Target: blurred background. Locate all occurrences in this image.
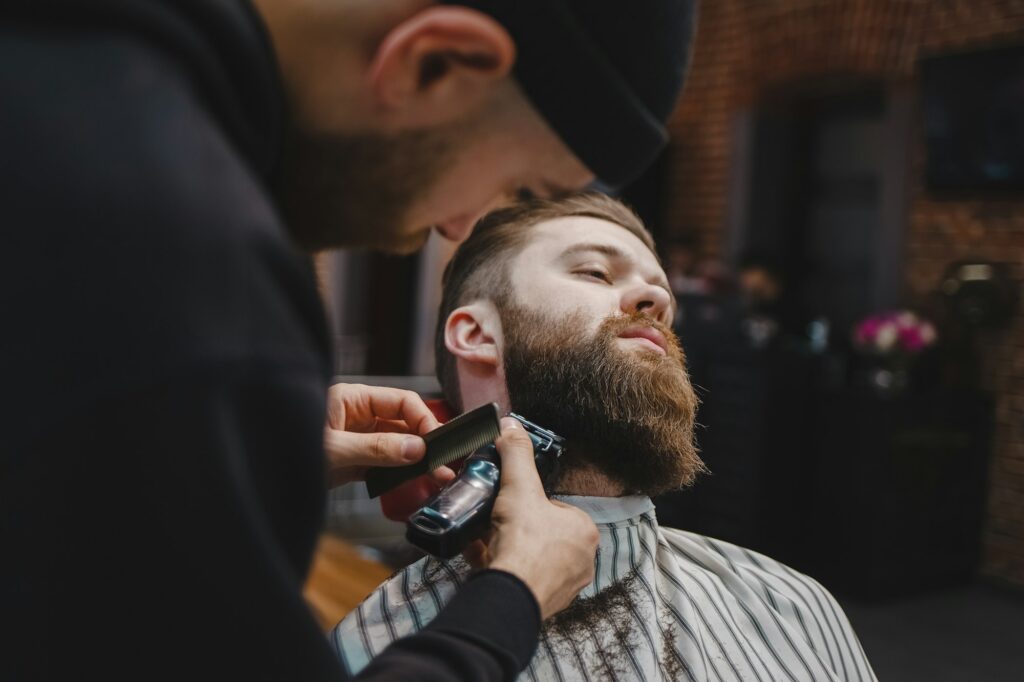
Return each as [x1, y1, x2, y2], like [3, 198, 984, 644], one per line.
[310, 3, 1024, 679]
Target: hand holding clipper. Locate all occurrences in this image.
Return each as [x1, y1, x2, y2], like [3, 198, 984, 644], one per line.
[484, 418, 599, 621]
[406, 413, 564, 559]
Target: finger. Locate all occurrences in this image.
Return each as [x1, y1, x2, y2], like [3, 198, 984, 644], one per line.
[373, 421, 454, 482]
[479, 527, 496, 546]
[428, 465, 456, 485]
[327, 384, 441, 435]
[462, 540, 490, 570]
[324, 428, 427, 470]
[493, 417, 545, 498]
[373, 419, 415, 434]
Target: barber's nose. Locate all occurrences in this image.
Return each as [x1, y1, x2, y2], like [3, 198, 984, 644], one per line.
[621, 283, 672, 324]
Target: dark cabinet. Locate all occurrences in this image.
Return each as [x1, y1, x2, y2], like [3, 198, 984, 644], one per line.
[803, 390, 993, 599]
[656, 341, 994, 599]
[656, 342, 819, 566]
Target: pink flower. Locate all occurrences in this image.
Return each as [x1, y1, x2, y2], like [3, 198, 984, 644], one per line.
[899, 325, 926, 352]
[895, 312, 918, 329]
[855, 317, 883, 346]
[875, 322, 899, 352]
[853, 310, 938, 356]
[920, 322, 937, 345]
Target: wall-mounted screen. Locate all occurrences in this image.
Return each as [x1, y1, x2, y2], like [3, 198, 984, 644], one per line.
[921, 45, 1024, 192]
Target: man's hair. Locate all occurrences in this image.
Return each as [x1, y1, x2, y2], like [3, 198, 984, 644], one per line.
[433, 192, 656, 410]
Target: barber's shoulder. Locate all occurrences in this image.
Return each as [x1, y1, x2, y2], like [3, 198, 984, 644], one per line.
[1, 25, 325, 413]
[7, 28, 282, 251]
[4, 30, 318, 357]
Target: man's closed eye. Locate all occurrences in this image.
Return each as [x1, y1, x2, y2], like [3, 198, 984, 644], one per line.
[575, 269, 613, 284]
[516, 187, 538, 201]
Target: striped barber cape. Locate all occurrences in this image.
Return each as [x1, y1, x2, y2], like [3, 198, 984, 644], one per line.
[331, 495, 876, 681]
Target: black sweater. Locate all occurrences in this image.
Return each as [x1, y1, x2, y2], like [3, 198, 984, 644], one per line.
[0, 1, 539, 679]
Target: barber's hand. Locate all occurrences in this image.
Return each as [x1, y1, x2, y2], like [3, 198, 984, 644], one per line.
[473, 417, 599, 621]
[323, 383, 454, 488]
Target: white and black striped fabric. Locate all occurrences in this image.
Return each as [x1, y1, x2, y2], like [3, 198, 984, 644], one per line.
[331, 496, 876, 681]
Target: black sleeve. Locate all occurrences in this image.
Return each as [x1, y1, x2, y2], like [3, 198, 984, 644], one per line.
[354, 571, 541, 681]
[2, 372, 343, 681]
[0, 24, 340, 680]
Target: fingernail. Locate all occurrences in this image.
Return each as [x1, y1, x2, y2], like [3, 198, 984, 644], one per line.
[500, 417, 521, 431]
[402, 437, 424, 461]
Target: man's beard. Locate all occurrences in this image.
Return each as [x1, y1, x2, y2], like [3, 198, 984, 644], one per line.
[501, 305, 704, 497]
[273, 124, 457, 253]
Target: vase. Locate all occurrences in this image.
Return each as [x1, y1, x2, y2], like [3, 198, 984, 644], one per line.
[866, 365, 910, 398]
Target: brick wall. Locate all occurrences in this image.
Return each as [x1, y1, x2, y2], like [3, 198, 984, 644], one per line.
[666, 0, 1024, 586]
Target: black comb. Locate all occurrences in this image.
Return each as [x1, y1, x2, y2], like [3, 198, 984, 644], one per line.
[364, 402, 501, 498]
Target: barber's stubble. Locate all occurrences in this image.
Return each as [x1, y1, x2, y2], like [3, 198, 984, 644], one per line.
[274, 123, 459, 253]
[501, 305, 704, 497]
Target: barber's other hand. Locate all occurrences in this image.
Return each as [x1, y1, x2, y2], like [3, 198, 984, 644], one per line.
[323, 383, 453, 488]
[483, 417, 599, 621]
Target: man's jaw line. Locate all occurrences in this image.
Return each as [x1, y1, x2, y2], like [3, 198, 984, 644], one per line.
[551, 463, 626, 498]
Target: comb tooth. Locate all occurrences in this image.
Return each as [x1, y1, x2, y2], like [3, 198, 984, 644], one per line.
[425, 423, 499, 470]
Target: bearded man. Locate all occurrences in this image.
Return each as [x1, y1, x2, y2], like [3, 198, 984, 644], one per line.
[331, 194, 876, 682]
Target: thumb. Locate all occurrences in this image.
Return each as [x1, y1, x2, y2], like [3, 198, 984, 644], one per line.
[324, 428, 426, 469]
[493, 417, 544, 498]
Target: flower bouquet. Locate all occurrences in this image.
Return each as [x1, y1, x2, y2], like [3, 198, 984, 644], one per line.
[852, 311, 937, 396]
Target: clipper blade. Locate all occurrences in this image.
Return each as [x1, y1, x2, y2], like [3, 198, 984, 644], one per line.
[365, 402, 501, 498]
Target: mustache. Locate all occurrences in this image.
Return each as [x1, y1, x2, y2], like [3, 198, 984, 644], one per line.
[598, 312, 686, 363]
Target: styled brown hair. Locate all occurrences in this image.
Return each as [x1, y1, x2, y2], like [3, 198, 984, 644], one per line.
[433, 192, 656, 410]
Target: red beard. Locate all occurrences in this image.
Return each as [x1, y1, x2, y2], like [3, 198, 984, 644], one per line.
[502, 306, 703, 496]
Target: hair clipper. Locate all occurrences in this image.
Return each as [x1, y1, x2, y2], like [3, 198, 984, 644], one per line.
[406, 413, 565, 559]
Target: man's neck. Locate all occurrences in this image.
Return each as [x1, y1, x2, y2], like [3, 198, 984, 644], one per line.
[552, 462, 626, 497]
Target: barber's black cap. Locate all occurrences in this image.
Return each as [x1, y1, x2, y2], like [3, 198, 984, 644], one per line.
[442, 0, 697, 189]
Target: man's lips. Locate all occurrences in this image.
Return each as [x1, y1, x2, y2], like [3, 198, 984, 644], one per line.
[617, 326, 668, 354]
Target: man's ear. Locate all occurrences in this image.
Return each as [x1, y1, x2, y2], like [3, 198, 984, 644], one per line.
[368, 6, 515, 127]
[445, 302, 502, 369]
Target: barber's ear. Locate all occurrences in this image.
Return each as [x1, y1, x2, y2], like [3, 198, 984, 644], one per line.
[445, 303, 502, 367]
[368, 7, 515, 127]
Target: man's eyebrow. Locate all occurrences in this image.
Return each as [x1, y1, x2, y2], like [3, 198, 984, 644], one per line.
[560, 243, 674, 291]
[559, 242, 628, 261]
[540, 181, 576, 199]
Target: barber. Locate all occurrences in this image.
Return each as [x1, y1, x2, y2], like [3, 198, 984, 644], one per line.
[1, 0, 695, 680]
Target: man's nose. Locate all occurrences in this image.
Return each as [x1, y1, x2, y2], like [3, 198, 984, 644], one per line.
[621, 283, 672, 325]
